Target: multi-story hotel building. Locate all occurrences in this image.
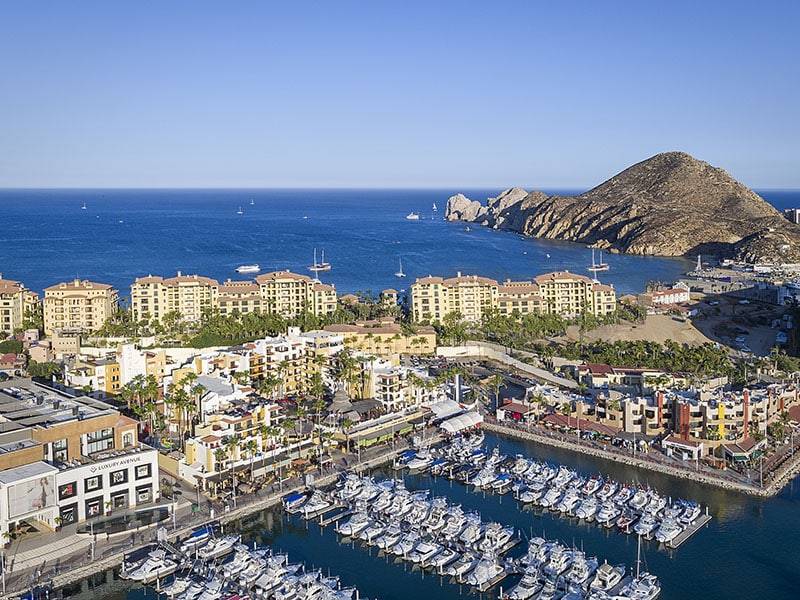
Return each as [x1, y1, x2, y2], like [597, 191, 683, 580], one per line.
[411, 273, 499, 323]
[411, 271, 617, 323]
[324, 319, 437, 356]
[218, 280, 263, 316]
[0, 274, 39, 335]
[0, 384, 159, 538]
[131, 272, 219, 323]
[533, 271, 616, 316]
[43, 279, 118, 335]
[255, 271, 337, 318]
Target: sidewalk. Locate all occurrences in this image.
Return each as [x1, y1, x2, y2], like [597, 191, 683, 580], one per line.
[0, 441, 408, 598]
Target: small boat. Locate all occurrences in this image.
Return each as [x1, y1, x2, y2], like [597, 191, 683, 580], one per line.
[432, 202, 438, 212]
[250, 199, 255, 205]
[308, 248, 332, 272]
[81, 202, 87, 210]
[464, 226, 471, 232]
[236, 264, 260, 274]
[237, 206, 244, 215]
[405, 212, 420, 220]
[587, 248, 610, 272]
[395, 258, 406, 278]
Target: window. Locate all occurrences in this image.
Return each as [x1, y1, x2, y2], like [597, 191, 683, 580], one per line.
[85, 496, 103, 517]
[136, 485, 152, 504]
[135, 464, 152, 480]
[58, 481, 77, 500]
[122, 432, 134, 447]
[59, 503, 78, 525]
[111, 491, 128, 509]
[53, 438, 68, 462]
[110, 468, 128, 486]
[84, 475, 102, 492]
[86, 428, 115, 455]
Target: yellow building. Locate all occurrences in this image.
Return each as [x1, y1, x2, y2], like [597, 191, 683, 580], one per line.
[411, 273, 499, 323]
[0, 274, 38, 335]
[131, 272, 219, 323]
[44, 279, 118, 335]
[533, 271, 616, 316]
[324, 320, 437, 356]
[219, 280, 263, 316]
[255, 271, 337, 318]
[65, 357, 121, 394]
[411, 271, 617, 323]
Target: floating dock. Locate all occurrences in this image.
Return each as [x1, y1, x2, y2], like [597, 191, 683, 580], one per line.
[667, 514, 712, 548]
[319, 508, 352, 527]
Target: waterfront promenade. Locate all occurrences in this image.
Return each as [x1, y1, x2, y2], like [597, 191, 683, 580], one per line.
[0, 440, 412, 599]
[483, 418, 800, 497]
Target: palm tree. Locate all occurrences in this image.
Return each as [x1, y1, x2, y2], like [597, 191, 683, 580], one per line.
[245, 438, 259, 481]
[223, 435, 239, 493]
[488, 374, 504, 410]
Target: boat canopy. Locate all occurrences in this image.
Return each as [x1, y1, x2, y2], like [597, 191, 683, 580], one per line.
[439, 411, 483, 434]
[283, 491, 306, 504]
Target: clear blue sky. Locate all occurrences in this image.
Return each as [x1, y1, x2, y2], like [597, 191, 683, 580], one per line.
[1, 1, 798, 189]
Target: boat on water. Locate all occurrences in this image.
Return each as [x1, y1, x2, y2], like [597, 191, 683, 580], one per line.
[395, 257, 406, 278]
[81, 202, 87, 210]
[587, 248, 610, 272]
[236, 264, 260, 274]
[406, 212, 420, 220]
[250, 198, 255, 205]
[236, 206, 244, 215]
[432, 202, 438, 212]
[308, 248, 331, 272]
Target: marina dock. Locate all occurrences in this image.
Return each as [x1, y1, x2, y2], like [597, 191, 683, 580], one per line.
[667, 513, 713, 549]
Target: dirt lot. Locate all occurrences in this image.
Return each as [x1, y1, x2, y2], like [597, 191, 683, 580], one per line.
[563, 314, 715, 346]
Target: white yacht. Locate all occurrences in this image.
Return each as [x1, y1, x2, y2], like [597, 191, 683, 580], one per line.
[589, 562, 625, 591]
[634, 513, 660, 537]
[428, 547, 459, 570]
[654, 518, 683, 544]
[543, 545, 573, 577]
[566, 552, 598, 586]
[575, 496, 600, 520]
[300, 491, 332, 518]
[237, 206, 244, 215]
[505, 567, 542, 599]
[235, 264, 260, 273]
[595, 503, 621, 525]
[620, 572, 661, 600]
[121, 551, 178, 583]
[464, 556, 504, 587]
[335, 512, 371, 537]
[395, 257, 406, 278]
[405, 212, 420, 220]
[198, 535, 239, 560]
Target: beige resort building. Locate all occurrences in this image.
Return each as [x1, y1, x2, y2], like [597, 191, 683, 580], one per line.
[0, 274, 39, 335]
[44, 279, 118, 336]
[411, 270, 616, 323]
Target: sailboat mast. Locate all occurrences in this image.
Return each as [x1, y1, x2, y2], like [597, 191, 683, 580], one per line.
[636, 533, 641, 578]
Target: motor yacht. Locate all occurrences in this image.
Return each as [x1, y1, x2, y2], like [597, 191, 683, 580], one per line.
[654, 518, 683, 544]
[300, 491, 332, 518]
[634, 513, 659, 537]
[566, 552, 598, 587]
[543, 544, 573, 577]
[335, 512, 371, 537]
[620, 572, 661, 600]
[463, 556, 505, 587]
[505, 567, 543, 599]
[595, 503, 621, 526]
[589, 562, 625, 591]
[575, 496, 600, 520]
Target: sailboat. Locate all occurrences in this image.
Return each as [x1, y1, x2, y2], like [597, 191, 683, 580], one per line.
[432, 202, 438, 212]
[250, 198, 255, 205]
[587, 249, 610, 272]
[395, 258, 406, 278]
[309, 248, 332, 272]
[81, 202, 87, 210]
[236, 206, 244, 215]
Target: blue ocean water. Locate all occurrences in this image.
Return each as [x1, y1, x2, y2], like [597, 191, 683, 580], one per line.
[0, 188, 703, 298]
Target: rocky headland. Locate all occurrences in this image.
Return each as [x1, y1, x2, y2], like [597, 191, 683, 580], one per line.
[446, 152, 800, 263]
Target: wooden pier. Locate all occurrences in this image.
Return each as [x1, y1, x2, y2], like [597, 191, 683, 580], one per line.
[478, 571, 509, 592]
[319, 508, 352, 527]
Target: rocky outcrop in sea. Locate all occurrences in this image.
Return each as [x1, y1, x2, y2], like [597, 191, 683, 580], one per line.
[445, 152, 800, 263]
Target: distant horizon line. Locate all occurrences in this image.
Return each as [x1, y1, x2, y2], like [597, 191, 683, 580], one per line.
[2, 186, 799, 192]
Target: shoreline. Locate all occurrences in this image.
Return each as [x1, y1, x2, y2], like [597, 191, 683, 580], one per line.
[0, 445, 405, 600]
[483, 421, 800, 498]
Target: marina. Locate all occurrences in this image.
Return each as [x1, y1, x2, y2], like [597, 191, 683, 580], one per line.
[282, 473, 660, 598]
[393, 436, 710, 550]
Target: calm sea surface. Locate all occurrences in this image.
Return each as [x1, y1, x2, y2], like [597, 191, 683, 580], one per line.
[4, 189, 800, 599]
[0, 188, 704, 297]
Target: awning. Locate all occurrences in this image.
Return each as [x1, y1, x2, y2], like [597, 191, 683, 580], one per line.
[439, 411, 483, 434]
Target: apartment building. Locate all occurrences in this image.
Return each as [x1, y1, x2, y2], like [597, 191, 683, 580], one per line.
[324, 319, 437, 356]
[43, 279, 118, 335]
[0, 385, 159, 538]
[131, 273, 219, 323]
[411, 273, 499, 323]
[411, 271, 617, 323]
[533, 271, 616, 317]
[218, 280, 263, 316]
[0, 275, 39, 335]
[65, 357, 122, 395]
[255, 271, 337, 318]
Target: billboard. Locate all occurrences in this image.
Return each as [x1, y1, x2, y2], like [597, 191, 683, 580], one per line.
[7, 475, 56, 518]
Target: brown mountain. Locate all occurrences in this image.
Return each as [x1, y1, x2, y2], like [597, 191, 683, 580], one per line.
[446, 152, 800, 263]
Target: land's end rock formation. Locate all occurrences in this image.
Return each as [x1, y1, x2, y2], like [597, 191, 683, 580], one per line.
[446, 152, 800, 263]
